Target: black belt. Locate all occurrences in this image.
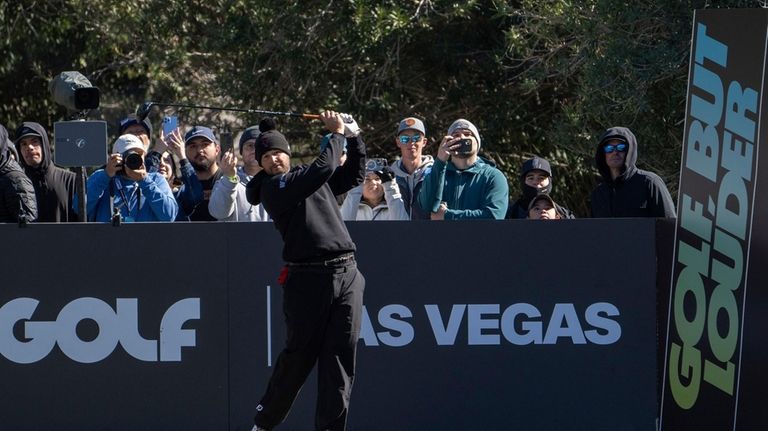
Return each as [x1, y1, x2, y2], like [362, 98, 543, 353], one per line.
[287, 252, 355, 267]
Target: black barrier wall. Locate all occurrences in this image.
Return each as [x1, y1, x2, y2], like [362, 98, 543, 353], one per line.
[0, 220, 660, 431]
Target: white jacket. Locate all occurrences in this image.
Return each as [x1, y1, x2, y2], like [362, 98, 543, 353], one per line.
[208, 169, 269, 222]
[340, 180, 409, 221]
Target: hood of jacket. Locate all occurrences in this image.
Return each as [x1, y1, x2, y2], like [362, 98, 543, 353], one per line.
[390, 155, 434, 178]
[0, 125, 11, 171]
[594, 126, 638, 183]
[14, 122, 52, 175]
[446, 155, 496, 174]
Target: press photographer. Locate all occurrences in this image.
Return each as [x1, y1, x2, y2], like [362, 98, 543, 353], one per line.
[85, 134, 178, 222]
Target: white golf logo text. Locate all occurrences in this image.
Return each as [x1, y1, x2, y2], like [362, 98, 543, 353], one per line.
[361, 302, 621, 347]
[0, 297, 200, 364]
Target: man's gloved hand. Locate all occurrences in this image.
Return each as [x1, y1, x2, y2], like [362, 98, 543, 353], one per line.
[374, 166, 394, 183]
[340, 113, 361, 138]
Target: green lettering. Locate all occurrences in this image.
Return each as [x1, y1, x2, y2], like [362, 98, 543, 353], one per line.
[704, 359, 735, 395]
[674, 261, 707, 346]
[669, 342, 702, 409]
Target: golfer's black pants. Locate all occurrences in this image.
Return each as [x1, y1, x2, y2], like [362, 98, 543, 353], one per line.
[254, 259, 365, 431]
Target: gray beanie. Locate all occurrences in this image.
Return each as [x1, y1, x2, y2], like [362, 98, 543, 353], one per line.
[447, 118, 481, 148]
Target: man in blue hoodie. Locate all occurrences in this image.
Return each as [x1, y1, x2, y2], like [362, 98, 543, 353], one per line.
[590, 126, 676, 218]
[420, 118, 508, 220]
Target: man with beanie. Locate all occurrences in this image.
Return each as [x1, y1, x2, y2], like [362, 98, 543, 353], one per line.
[419, 118, 508, 220]
[0, 124, 37, 223]
[506, 156, 573, 219]
[183, 125, 222, 221]
[389, 116, 433, 219]
[237, 125, 264, 181]
[209, 125, 269, 221]
[14, 122, 78, 222]
[591, 126, 675, 218]
[86, 134, 177, 222]
[246, 111, 366, 431]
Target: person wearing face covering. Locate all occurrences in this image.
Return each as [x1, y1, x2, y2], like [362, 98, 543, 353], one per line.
[13, 122, 78, 222]
[0, 124, 37, 223]
[505, 156, 574, 219]
[591, 127, 676, 218]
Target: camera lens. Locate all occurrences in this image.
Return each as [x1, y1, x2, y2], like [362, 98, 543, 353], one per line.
[123, 151, 143, 170]
[365, 160, 377, 171]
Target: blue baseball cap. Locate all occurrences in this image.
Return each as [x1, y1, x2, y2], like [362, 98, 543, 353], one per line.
[119, 115, 153, 137]
[184, 126, 217, 145]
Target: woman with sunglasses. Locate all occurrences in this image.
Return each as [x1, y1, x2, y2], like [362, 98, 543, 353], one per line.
[590, 126, 676, 218]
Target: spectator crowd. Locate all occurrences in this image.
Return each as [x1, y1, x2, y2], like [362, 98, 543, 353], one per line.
[0, 113, 677, 224]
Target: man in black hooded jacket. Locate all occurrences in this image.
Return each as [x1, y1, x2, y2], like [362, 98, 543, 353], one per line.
[14, 122, 77, 222]
[590, 126, 676, 218]
[245, 111, 365, 431]
[0, 124, 37, 223]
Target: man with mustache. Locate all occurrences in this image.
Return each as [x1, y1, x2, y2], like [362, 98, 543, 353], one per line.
[14, 122, 77, 222]
[183, 126, 221, 221]
[246, 111, 366, 431]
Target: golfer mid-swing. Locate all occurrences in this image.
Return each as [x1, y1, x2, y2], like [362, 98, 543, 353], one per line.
[246, 111, 366, 431]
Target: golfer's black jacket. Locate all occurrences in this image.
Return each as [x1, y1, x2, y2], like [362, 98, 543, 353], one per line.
[246, 133, 365, 263]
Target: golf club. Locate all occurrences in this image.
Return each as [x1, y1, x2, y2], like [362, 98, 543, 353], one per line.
[135, 101, 321, 122]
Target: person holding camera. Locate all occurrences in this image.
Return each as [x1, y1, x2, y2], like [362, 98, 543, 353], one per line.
[340, 158, 408, 221]
[181, 126, 224, 221]
[208, 125, 269, 222]
[12, 122, 78, 222]
[0, 124, 37, 223]
[152, 127, 204, 221]
[419, 118, 508, 220]
[85, 134, 177, 222]
[245, 112, 365, 431]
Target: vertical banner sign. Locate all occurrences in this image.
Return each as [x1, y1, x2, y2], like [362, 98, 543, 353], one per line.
[660, 9, 765, 431]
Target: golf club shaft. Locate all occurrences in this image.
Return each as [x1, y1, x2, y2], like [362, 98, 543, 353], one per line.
[141, 102, 320, 119]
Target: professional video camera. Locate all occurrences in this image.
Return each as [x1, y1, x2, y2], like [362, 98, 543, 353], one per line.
[50, 71, 107, 168]
[50, 71, 109, 222]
